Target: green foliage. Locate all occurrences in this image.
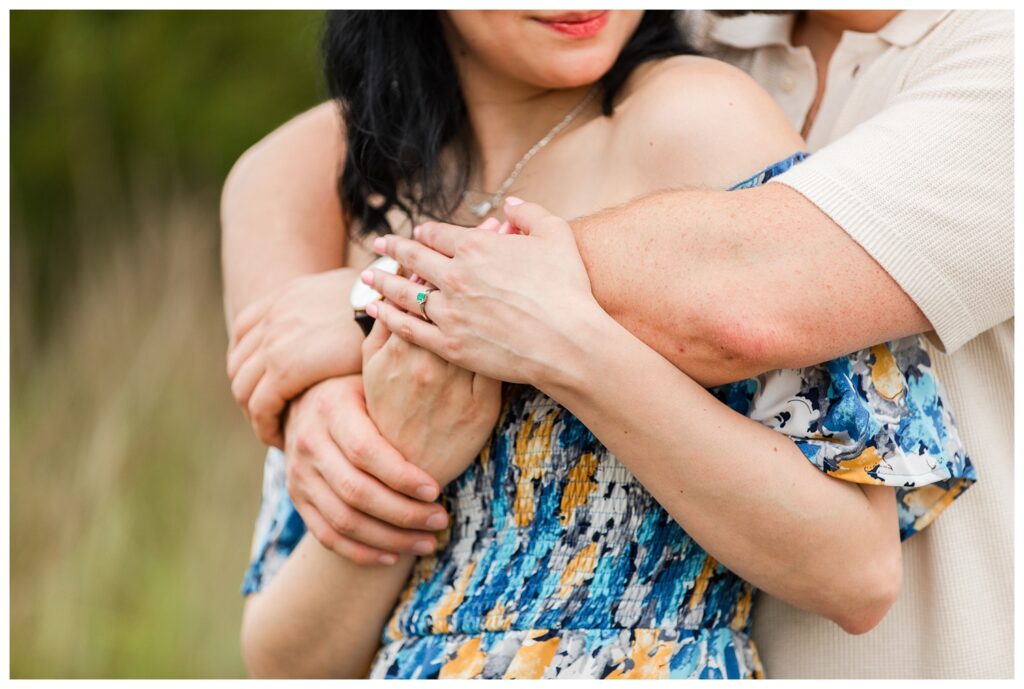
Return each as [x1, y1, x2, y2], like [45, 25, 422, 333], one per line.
[11, 10, 325, 333]
[12, 215, 267, 678]
[11, 11, 326, 677]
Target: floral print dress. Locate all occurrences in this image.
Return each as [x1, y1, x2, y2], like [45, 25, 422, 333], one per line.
[241, 153, 976, 679]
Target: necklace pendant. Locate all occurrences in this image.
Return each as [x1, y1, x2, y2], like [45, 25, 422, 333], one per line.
[470, 200, 493, 218]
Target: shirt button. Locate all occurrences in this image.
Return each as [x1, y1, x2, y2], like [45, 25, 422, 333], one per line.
[780, 71, 796, 93]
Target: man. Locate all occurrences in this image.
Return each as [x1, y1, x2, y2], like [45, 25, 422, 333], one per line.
[221, 10, 1012, 678]
[627, 11, 1013, 678]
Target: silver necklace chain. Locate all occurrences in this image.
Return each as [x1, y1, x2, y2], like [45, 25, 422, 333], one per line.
[464, 86, 599, 218]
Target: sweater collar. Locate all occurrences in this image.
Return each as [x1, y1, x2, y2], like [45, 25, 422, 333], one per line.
[876, 10, 950, 47]
[707, 10, 951, 51]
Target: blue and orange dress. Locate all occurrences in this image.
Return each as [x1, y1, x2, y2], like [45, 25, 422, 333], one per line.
[241, 154, 975, 679]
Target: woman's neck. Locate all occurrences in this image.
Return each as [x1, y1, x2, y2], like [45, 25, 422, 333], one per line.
[446, 31, 597, 192]
[466, 85, 595, 192]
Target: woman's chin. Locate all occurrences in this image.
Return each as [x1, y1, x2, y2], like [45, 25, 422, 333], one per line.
[524, 57, 618, 91]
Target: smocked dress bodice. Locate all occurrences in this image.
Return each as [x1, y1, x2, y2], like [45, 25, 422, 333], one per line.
[240, 154, 975, 679]
[370, 384, 763, 679]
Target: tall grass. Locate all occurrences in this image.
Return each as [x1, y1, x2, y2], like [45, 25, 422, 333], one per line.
[11, 196, 265, 677]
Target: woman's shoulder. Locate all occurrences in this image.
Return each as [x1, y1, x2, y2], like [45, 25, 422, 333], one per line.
[619, 54, 761, 100]
[610, 55, 806, 190]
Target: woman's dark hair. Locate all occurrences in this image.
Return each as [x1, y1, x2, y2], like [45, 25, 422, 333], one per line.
[323, 11, 694, 237]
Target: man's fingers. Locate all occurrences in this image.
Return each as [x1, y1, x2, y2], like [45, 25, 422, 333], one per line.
[295, 500, 400, 566]
[230, 294, 274, 347]
[316, 448, 448, 533]
[248, 377, 287, 449]
[367, 301, 449, 361]
[306, 477, 438, 557]
[329, 407, 442, 502]
[230, 355, 265, 413]
[374, 234, 449, 286]
[226, 322, 263, 378]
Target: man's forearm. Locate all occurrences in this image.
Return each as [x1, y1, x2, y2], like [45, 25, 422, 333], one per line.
[220, 104, 368, 445]
[221, 102, 348, 325]
[573, 183, 931, 386]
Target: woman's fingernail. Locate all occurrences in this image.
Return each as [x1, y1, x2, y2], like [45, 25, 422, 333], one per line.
[365, 302, 379, 318]
[373, 236, 387, 253]
[416, 484, 438, 501]
[413, 225, 422, 239]
[505, 196, 524, 207]
[479, 217, 500, 231]
[425, 513, 448, 531]
[378, 553, 398, 566]
[498, 221, 511, 235]
[413, 540, 436, 555]
[360, 269, 374, 286]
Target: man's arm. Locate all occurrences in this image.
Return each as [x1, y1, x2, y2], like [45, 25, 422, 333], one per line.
[220, 106, 929, 391]
[766, 11, 1013, 355]
[222, 105, 929, 388]
[576, 11, 1012, 385]
[221, 101, 351, 324]
[227, 7, 1011, 389]
[221, 104, 454, 553]
[221, 101, 383, 445]
[573, 183, 931, 387]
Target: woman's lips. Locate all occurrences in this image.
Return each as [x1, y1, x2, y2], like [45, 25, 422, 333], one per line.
[536, 11, 610, 38]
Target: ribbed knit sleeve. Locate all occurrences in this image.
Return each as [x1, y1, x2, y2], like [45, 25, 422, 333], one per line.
[771, 11, 1013, 354]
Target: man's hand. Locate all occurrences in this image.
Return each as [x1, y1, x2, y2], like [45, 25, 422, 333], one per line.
[282, 375, 450, 565]
[227, 269, 363, 448]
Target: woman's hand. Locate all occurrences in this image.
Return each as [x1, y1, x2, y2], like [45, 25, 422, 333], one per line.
[363, 198, 609, 394]
[227, 268, 363, 449]
[282, 375, 451, 564]
[362, 319, 502, 487]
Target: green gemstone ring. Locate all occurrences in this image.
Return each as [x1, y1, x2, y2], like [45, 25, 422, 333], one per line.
[417, 288, 437, 323]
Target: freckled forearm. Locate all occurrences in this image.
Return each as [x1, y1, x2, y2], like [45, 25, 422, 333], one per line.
[571, 184, 930, 385]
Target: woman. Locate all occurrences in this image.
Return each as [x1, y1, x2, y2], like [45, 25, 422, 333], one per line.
[225, 10, 973, 678]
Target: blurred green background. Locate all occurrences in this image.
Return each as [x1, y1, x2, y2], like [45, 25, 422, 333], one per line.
[11, 10, 326, 678]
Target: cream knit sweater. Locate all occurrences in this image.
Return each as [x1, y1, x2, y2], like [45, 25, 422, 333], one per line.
[701, 10, 1013, 678]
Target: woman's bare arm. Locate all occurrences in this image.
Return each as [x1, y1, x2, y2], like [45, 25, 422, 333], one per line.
[239, 325, 501, 677]
[241, 536, 414, 678]
[238, 375, 429, 678]
[360, 60, 909, 627]
[544, 308, 901, 635]
[368, 209, 902, 635]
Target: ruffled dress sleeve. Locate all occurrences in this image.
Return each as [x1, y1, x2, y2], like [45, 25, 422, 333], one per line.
[714, 153, 976, 540]
[710, 337, 975, 540]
